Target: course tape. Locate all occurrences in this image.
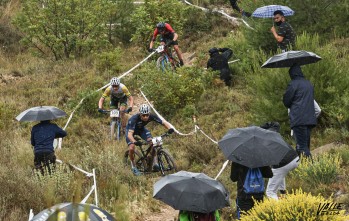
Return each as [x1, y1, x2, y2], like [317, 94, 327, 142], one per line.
[183, 0, 254, 30]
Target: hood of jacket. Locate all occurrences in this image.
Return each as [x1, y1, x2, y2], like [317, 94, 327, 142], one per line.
[289, 65, 304, 79]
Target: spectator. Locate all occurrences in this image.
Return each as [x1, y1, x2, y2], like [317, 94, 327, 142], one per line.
[270, 10, 296, 52]
[229, 0, 251, 17]
[31, 120, 67, 175]
[283, 65, 317, 158]
[260, 122, 299, 200]
[230, 162, 273, 218]
[207, 47, 233, 86]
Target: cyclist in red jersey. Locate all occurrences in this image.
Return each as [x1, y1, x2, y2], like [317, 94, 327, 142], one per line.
[148, 22, 184, 66]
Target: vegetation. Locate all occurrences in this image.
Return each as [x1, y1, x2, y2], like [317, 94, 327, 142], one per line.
[0, 0, 348, 220]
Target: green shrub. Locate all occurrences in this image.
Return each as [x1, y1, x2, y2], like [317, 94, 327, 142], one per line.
[94, 48, 124, 73]
[291, 153, 342, 186]
[241, 189, 348, 220]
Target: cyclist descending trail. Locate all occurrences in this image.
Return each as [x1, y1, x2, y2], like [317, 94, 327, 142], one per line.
[155, 44, 180, 72]
[125, 104, 174, 176]
[149, 22, 184, 67]
[98, 77, 134, 136]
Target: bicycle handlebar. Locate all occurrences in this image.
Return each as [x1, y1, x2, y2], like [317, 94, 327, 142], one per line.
[134, 132, 170, 146]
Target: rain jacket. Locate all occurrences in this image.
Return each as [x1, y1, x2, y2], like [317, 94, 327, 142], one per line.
[283, 65, 317, 128]
[31, 121, 67, 153]
[178, 210, 220, 221]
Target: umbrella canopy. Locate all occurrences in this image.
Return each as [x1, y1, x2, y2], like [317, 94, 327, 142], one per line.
[218, 126, 291, 168]
[31, 203, 115, 221]
[153, 171, 230, 213]
[261, 50, 322, 68]
[252, 5, 294, 18]
[16, 106, 67, 122]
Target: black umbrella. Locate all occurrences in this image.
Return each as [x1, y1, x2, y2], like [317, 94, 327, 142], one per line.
[16, 106, 67, 122]
[218, 126, 291, 168]
[261, 50, 322, 68]
[31, 203, 115, 221]
[153, 171, 230, 213]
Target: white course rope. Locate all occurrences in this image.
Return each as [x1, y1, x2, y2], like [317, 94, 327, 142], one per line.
[215, 160, 229, 180]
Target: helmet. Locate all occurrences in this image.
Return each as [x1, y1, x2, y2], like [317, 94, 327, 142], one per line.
[110, 77, 120, 86]
[156, 22, 166, 32]
[139, 104, 151, 114]
[208, 47, 219, 55]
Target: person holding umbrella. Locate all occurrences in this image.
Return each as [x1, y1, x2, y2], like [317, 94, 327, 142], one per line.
[207, 47, 234, 86]
[31, 120, 67, 175]
[270, 10, 296, 52]
[283, 65, 317, 158]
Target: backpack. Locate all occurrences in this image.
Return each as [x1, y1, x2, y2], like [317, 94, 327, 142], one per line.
[178, 210, 220, 221]
[243, 168, 264, 194]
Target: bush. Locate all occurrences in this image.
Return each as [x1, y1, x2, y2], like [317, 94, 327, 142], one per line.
[290, 153, 342, 186]
[241, 189, 349, 220]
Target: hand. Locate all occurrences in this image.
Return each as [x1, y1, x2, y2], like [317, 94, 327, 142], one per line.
[167, 128, 175, 134]
[126, 107, 132, 113]
[271, 26, 276, 33]
[148, 48, 154, 52]
[133, 141, 143, 146]
[98, 108, 104, 113]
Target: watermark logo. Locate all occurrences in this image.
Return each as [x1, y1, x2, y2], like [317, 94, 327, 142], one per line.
[317, 203, 345, 215]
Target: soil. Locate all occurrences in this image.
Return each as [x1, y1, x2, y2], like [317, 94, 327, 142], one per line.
[143, 205, 178, 221]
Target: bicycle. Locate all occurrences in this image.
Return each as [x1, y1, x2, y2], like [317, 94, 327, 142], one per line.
[155, 45, 180, 72]
[124, 133, 177, 176]
[101, 109, 125, 141]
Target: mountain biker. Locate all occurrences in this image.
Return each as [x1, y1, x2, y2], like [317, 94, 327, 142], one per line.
[149, 22, 184, 67]
[98, 77, 134, 131]
[126, 104, 174, 176]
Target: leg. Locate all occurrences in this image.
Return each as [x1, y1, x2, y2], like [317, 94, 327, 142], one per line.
[34, 153, 45, 176]
[46, 152, 56, 175]
[229, 0, 241, 12]
[173, 45, 184, 65]
[266, 168, 286, 200]
[293, 126, 312, 158]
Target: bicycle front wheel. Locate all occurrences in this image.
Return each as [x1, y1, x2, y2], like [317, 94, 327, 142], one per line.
[110, 120, 117, 140]
[157, 149, 177, 176]
[123, 150, 147, 173]
[116, 120, 121, 141]
[157, 56, 173, 72]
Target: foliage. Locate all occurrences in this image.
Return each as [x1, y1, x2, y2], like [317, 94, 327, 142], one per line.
[137, 65, 209, 117]
[130, 0, 188, 47]
[12, 0, 112, 60]
[241, 189, 349, 220]
[291, 153, 342, 186]
[94, 47, 124, 74]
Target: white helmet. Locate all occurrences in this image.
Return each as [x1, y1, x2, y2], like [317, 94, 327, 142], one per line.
[139, 104, 151, 114]
[110, 77, 120, 86]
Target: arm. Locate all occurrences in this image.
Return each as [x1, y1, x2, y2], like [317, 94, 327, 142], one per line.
[54, 125, 67, 138]
[127, 129, 137, 143]
[271, 26, 284, 43]
[121, 85, 133, 108]
[128, 96, 134, 109]
[283, 84, 295, 108]
[98, 97, 105, 109]
[260, 166, 273, 178]
[149, 29, 158, 49]
[220, 48, 233, 60]
[314, 100, 321, 118]
[162, 120, 173, 130]
[230, 162, 239, 182]
[172, 33, 178, 41]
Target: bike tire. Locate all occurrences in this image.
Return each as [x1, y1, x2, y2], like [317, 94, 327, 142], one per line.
[110, 120, 117, 140]
[157, 56, 173, 72]
[123, 150, 147, 173]
[116, 120, 121, 141]
[157, 149, 177, 176]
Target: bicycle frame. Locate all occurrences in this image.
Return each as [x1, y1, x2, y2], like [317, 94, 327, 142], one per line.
[104, 109, 122, 141]
[155, 45, 179, 72]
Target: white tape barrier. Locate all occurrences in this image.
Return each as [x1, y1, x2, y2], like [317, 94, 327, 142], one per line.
[183, 0, 254, 30]
[215, 160, 229, 180]
[228, 59, 240, 64]
[140, 90, 196, 136]
[57, 51, 157, 150]
[28, 209, 34, 221]
[56, 159, 98, 205]
[195, 125, 218, 144]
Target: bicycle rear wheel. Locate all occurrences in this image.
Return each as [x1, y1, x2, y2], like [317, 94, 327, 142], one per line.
[157, 149, 177, 176]
[123, 150, 147, 173]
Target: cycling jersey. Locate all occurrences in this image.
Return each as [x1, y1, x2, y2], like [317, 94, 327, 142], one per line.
[152, 23, 175, 42]
[126, 113, 163, 132]
[102, 83, 131, 99]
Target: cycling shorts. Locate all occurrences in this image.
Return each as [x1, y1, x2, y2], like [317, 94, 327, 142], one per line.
[160, 33, 178, 45]
[110, 96, 127, 108]
[126, 128, 152, 145]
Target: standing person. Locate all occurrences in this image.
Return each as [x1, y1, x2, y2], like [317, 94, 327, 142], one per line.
[98, 77, 134, 131]
[260, 122, 299, 200]
[283, 65, 317, 158]
[31, 120, 67, 175]
[270, 10, 296, 52]
[149, 22, 184, 66]
[229, 0, 251, 17]
[207, 47, 233, 86]
[126, 104, 174, 176]
[230, 162, 273, 218]
[178, 210, 220, 221]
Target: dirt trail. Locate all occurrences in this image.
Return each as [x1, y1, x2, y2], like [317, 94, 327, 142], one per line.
[143, 205, 178, 221]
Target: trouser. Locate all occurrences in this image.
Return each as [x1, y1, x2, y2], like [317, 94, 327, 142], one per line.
[266, 157, 300, 199]
[34, 152, 56, 175]
[292, 125, 312, 158]
[229, 0, 241, 12]
[236, 197, 263, 219]
[220, 68, 232, 86]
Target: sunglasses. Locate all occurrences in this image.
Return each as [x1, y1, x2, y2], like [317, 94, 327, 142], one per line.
[141, 114, 150, 117]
